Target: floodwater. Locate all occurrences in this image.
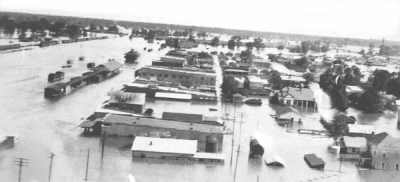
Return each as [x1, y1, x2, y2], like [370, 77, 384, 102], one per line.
[0, 37, 399, 182]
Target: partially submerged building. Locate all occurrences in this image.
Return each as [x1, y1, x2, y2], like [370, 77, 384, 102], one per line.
[102, 113, 224, 153]
[135, 66, 216, 88]
[279, 87, 317, 111]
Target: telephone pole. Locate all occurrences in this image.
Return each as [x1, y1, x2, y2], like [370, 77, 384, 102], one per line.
[48, 153, 55, 182]
[15, 157, 29, 182]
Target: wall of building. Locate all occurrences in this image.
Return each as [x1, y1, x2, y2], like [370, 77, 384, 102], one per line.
[372, 150, 400, 170]
[136, 68, 216, 87]
[103, 124, 223, 152]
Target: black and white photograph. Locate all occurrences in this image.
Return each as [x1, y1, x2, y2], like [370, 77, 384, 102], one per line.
[0, 0, 400, 181]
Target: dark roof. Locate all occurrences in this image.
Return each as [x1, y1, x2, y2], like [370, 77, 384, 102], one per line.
[162, 112, 203, 123]
[79, 120, 100, 128]
[367, 132, 389, 145]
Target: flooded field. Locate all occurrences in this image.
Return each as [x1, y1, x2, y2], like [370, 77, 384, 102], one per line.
[0, 37, 399, 182]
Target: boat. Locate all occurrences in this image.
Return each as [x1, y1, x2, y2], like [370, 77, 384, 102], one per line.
[244, 98, 262, 106]
[264, 155, 285, 167]
[304, 153, 325, 169]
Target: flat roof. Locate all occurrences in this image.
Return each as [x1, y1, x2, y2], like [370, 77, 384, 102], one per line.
[103, 114, 224, 133]
[138, 66, 216, 76]
[155, 92, 192, 100]
[131, 136, 197, 155]
[108, 92, 146, 105]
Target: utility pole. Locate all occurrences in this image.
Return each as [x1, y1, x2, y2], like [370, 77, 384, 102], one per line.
[230, 102, 237, 167]
[84, 149, 90, 182]
[48, 153, 55, 182]
[15, 157, 29, 182]
[233, 113, 244, 182]
[100, 131, 106, 167]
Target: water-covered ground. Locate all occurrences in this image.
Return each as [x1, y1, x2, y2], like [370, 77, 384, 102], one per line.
[0, 37, 399, 182]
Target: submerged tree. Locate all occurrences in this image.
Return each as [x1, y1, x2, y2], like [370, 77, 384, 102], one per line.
[124, 49, 140, 64]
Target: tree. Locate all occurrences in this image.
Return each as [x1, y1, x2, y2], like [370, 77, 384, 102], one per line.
[253, 37, 265, 50]
[66, 24, 81, 39]
[371, 70, 390, 92]
[240, 49, 253, 63]
[124, 49, 140, 64]
[303, 72, 314, 85]
[227, 38, 236, 50]
[50, 20, 66, 36]
[188, 34, 196, 42]
[210, 36, 219, 47]
[320, 114, 349, 139]
[387, 75, 400, 97]
[221, 76, 239, 99]
[269, 93, 282, 105]
[268, 71, 282, 90]
[354, 88, 384, 113]
[300, 41, 312, 54]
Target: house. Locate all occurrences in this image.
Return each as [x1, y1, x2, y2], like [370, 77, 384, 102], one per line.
[102, 114, 224, 153]
[103, 92, 146, 114]
[279, 87, 317, 111]
[339, 136, 368, 160]
[131, 136, 197, 159]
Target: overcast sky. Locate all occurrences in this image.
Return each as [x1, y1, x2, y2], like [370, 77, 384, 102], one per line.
[1, 0, 399, 40]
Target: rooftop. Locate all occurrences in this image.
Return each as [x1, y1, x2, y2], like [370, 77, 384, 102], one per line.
[343, 136, 367, 148]
[155, 92, 192, 100]
[282, 87, 315, 101]
[103, 114, 224, 133]
[348, 124, 375, 134]
[131, 136, 197, 155]
[281, 75, 306, 82]
[99, 60, 122, 72]
[108, 92, 146, 105]
[138, 66, 216, 76]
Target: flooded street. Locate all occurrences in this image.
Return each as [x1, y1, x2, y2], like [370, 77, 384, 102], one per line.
[0, 37, 399, 182]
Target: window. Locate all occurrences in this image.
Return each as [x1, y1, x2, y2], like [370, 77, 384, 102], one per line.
[382, 163, 385, 169]
[396, 164, 399, 170]
[164, 74, 168, 78]
[172, 74, 176, 78]
[383, 153, 386, 158]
